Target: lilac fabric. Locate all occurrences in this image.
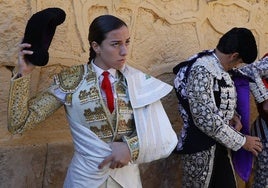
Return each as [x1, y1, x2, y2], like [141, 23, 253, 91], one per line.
[232, 76, 253, 181]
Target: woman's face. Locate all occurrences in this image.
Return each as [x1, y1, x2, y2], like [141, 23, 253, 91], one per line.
[93, 26, 130, 70]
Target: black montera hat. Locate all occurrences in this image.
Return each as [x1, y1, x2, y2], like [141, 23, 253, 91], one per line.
[217, 27, 257, 64]
[22, 7, 66, 66]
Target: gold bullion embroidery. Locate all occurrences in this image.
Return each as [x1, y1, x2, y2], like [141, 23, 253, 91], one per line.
[101, 124, 113, 138]
[8, 74, 31, 133]
[79, 87, 99, 104]
[79, 90, 88, 103]
[55, 65, 84, 92]
[65, 93, 73, 105]
[117, 99, 134, 135]
[85, 72, 96, 83]
[116, 82, 126, 95]
[89, 87, 99, 100]
[118, 99, 132, 113]
[84, 106, 107, 122]
[123, 135, 139, 161]
[90, 124, 113, 138]
[24, 92, 62, 131]
[79, 66, 136, 144]
[118, 119, 134, 135]
[115, 73, 135, 136]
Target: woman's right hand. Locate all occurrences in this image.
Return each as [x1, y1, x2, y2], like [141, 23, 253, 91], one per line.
[98, 142, 131, 169]
[242, 135, 263, 156]
[18, 43, 35, 76]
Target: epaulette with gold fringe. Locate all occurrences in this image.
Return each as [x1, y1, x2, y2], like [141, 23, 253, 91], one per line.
[54, 64, 85, 93]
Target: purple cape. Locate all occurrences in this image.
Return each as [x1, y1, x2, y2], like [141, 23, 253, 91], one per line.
[232, 76, 253, 182]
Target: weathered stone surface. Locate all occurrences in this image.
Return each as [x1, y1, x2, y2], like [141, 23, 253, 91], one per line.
[0, 144, 47, 188]
[140, 154, 182, 188]
[0, 0, 267, 187]
[42, 142, 73, 188]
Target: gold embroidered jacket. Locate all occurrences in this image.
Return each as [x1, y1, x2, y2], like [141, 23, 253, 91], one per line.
[8, 63, 139, 160]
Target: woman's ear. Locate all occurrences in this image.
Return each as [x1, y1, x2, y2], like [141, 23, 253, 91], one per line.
[91, 41, 100, 54]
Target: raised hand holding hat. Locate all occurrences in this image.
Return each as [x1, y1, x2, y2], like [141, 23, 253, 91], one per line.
[22, 7, 66, 66]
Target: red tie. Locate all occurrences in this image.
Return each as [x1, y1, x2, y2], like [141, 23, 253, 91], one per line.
[101, 71, 114, 113]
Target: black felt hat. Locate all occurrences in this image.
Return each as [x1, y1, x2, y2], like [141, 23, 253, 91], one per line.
[22, 7, 66, 66]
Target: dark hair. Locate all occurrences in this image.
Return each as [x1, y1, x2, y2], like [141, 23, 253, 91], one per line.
[88, 15, 127, 63]
[216, 27, 257, 64]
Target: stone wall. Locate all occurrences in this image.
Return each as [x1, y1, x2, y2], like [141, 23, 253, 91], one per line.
[0, 0, 267, 187]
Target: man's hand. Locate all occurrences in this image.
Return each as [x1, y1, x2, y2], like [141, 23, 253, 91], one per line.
[242, 135, 263, 156]
[229, 114, 242, 131]
[98, 142, 131, 169]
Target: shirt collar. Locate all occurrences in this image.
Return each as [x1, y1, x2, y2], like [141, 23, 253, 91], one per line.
[91, 61, 117, 79]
